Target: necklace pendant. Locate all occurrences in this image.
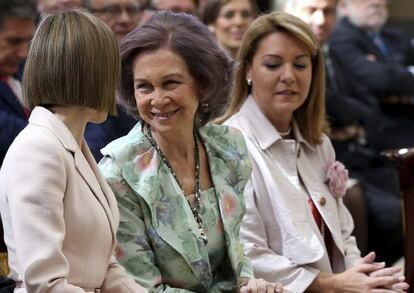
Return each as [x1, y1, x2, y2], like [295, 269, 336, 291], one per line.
[199, 228, 208, 244]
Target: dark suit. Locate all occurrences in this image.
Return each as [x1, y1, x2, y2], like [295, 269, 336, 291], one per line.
[0, 75, 27, 168]
[85, 105, 137, 162]
[325, 47, 403, 264]
[329, 18, 414, 150]
[330, 17, 414, 99]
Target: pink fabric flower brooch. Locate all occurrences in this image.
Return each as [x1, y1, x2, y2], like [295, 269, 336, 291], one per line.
[326, 161, 348, 198]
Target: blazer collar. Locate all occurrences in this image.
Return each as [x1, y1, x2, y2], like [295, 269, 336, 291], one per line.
[240, 95, 315, 151]
[111, 122, 249, 288]
[29, 106, 117, 241]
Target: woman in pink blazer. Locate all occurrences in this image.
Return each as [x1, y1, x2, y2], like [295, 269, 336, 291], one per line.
[0, 9, 146, 293]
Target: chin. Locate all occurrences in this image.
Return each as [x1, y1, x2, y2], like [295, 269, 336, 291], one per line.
[89, 112, 108, 124]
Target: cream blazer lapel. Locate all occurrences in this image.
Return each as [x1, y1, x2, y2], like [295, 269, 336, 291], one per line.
[294, 125, 345, 257]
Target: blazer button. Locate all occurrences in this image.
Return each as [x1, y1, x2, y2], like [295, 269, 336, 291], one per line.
[319, 196, 326, 206]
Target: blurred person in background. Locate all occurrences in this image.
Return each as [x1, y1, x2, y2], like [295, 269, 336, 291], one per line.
[200, 0, 257, 58]
[331, 0, 414, 125]
[0, 0, 36, 168]
[37, 0, 82, 13]
[154, 0, 198, 14]
[284, 0, 404, 266]
[83, 0, 144, 41]
[82, 0, 144, 161]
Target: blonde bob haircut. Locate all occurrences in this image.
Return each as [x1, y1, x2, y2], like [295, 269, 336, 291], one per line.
[217, 11, 328, 145]
[23, 9, 120, 115]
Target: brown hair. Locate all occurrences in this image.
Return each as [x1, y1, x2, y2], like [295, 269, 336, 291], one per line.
[23, 8, 120, 115]
[217, 11, 328, 145]
[119, 10, 233, 125]
[200, 0, 257, 25]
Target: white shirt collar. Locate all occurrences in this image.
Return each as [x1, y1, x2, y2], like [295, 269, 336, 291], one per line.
[239, 95, 315, 151]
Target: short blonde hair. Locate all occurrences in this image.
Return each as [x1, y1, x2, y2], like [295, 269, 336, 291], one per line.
[23, 8, 120, 115]
[217, 11, 328, 145]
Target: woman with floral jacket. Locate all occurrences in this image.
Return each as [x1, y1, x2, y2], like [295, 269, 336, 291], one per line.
[99, 11, 287, 293]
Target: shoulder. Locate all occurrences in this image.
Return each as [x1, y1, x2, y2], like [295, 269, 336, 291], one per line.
[101, 122, 151, 164]
[200, 123, 249, 160]
[313, 134, 335, 163]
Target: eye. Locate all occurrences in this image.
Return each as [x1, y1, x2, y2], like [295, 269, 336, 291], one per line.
[241, 10, 253, 19]
[164, 80, 180, 89]
[264, 63, 281, 70]
[135, 83, 153, 93]
[222, 10, 235, 20]
[294, 63, 308, 69]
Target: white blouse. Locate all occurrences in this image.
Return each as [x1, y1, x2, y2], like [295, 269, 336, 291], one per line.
[225, 96, 361, 293]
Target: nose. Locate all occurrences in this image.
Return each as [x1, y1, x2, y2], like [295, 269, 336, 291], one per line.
[312, 9, 326, 26]
[280, 64, 295, 84]
[118, 8, 132, 23]
[233, 12, 244, 26]
[151, 90, 171, 108]
[16, 43, 30, 60]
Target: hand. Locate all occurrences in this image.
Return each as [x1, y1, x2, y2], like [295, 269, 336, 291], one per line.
[239, 278, 284, 293]
[360, 252, 409, 292]
[332, 262, 406, 292]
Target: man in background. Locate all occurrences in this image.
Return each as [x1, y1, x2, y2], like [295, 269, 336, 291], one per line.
[37, 0, 82, 13]
[83, 0, 144, 41]
[82, 0, 143, 160]
[331, 0, 414, 121]
[0, 0, 37, 167]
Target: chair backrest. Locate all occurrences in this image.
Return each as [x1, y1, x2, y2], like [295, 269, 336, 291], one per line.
[383, 148, 414, 292]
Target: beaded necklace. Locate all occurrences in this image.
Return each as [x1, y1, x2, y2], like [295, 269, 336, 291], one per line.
[143, 123, 208, 244]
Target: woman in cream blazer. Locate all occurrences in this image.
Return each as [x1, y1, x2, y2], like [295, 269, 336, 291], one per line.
[219, 12, 407, 293]
[0, 10, 146, 293]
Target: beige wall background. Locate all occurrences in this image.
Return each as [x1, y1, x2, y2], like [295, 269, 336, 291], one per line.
[389, 0, 414, 21]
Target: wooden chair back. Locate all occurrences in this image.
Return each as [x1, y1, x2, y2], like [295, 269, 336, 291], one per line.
[383, 148, 414, 292]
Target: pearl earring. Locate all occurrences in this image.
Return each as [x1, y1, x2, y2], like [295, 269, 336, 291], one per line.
[247, 79, 252, 85]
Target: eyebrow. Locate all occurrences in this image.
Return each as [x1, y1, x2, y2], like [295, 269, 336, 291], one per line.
[262, 54, 311, 59]
[133, 73, 183, 82]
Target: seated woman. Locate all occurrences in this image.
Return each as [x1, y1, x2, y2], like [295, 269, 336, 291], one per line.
[99, 10, 286, 293]
[200, 0, 257, 58]
[0, 9, 146, 293]
[218, 11, 408, 293]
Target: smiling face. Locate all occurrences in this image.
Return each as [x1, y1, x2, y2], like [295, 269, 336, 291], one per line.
[211, 0, 255, 56]
[247, 31, 312, 128]
[133, 48, 199, 134]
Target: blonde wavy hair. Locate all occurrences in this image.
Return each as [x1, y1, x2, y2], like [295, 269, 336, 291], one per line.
[216, 11, 328, 145]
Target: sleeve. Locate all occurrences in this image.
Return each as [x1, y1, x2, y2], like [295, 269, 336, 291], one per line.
[100, 256, 148, 293]
[99, 156, 194, 293]
[5, 133, 86, 292]
[240, 180, 320, 293]
[329, 25, 414, 96]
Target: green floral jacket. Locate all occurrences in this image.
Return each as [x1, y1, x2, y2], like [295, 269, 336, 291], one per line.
[99, 122, 253, 292]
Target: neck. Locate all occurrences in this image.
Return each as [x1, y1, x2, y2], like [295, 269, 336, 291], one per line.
[51, 106, 89, 147]
[268, 114, 292, 135]
[150, 124, 196, 163]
